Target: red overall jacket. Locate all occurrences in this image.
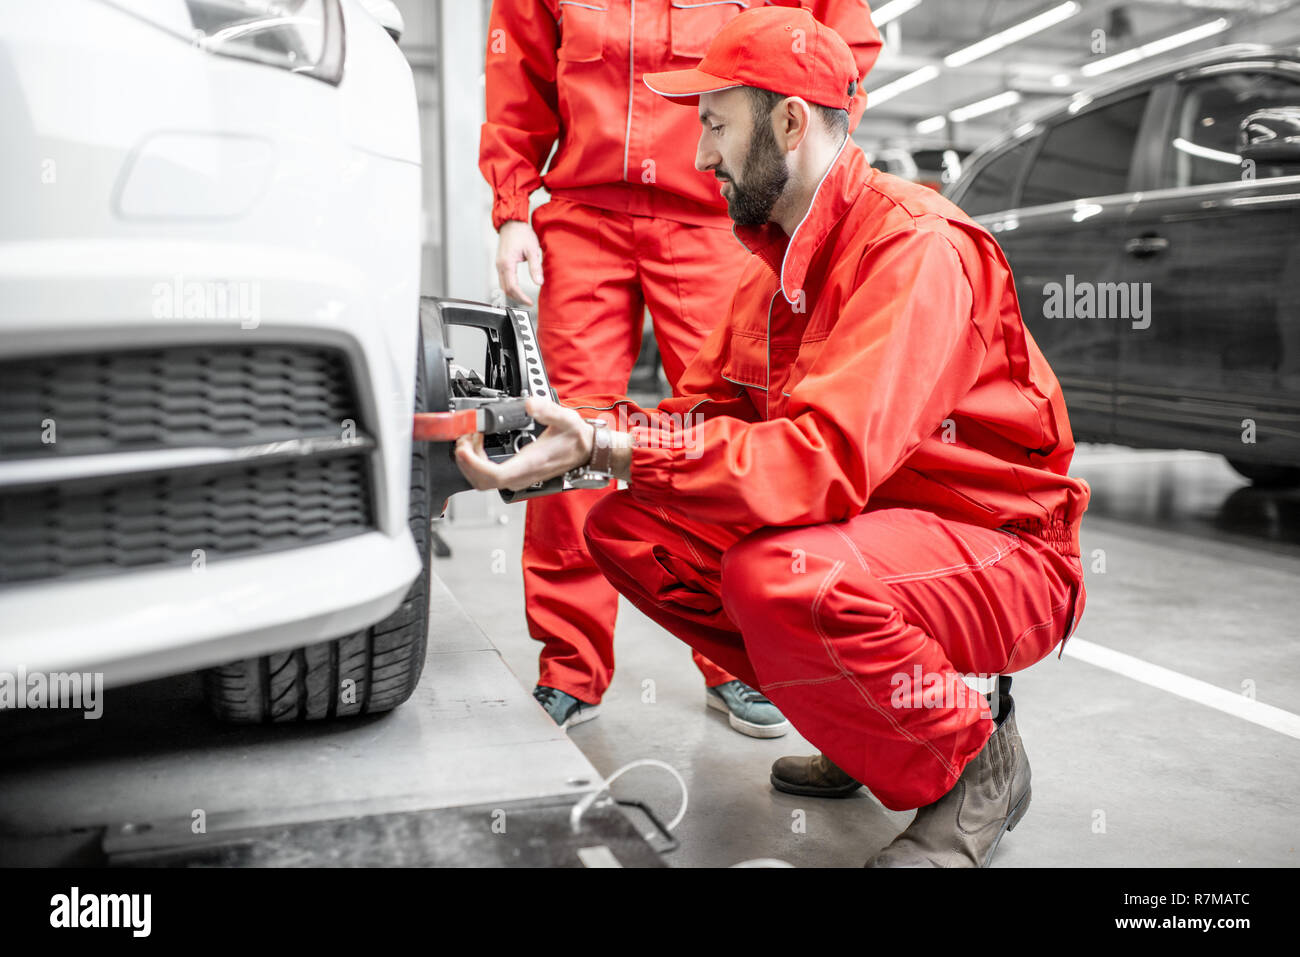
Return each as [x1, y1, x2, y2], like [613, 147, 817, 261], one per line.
[570, 143, 1091, 555]
[480, 0, 882, 229]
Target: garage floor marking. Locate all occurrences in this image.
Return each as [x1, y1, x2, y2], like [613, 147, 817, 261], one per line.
[1063, 637, 1300, 740]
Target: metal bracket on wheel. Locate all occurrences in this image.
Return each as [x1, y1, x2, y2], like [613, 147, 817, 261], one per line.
[418, 297, 570, 505]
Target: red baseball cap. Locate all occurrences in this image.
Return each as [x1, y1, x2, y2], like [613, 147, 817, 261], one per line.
[644, 6, 859, 111]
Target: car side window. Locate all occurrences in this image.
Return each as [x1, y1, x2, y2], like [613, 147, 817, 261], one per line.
[1167, 71, 1300, 187]
[1020, 92, 1149, 207]
[955, 139, 1035, 217]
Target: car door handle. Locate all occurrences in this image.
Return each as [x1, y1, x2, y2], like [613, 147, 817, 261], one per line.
[1124, 235, 1169, 257]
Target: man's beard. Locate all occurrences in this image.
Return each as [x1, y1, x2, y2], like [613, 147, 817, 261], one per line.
[721, 116, 789, 227]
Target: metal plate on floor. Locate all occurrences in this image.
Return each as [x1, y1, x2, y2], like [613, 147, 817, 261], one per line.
[105, 795, 666, 868]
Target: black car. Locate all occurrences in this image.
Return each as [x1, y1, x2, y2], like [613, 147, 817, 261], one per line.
[946, 44, 1300, 485]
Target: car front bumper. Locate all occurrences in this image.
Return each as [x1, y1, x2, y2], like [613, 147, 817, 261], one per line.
[0, 0, 424, 688]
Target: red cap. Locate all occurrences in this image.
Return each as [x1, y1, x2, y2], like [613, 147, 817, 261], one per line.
[644, 7, 859, 111]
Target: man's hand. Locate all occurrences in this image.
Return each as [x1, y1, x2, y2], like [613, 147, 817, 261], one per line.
[455, 396, 593, 491]
[495, 219, 543, 306]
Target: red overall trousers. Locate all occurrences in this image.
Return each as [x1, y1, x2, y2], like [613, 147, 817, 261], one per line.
[585, 496, 1085, 810]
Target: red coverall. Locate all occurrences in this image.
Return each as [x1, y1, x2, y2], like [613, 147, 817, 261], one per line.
[572, 143, 1091, 810]
[479, 0, 882, 703]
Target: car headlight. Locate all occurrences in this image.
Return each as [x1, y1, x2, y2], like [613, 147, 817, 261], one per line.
[102, 0, 345, 84]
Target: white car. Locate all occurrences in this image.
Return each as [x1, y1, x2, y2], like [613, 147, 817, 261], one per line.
[0, 0, 433, 721]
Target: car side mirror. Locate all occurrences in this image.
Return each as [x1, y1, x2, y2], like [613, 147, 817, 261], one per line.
[1238, 106, 1300, 164]
[357, 0, 405, 42]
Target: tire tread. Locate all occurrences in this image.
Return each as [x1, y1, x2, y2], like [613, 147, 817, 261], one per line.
[202, 330, 434, 724]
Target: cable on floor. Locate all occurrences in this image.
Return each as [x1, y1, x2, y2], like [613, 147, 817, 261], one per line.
[569, 758, 688, 834]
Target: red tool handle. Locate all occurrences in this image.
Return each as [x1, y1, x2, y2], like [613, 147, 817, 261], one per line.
[413, 409, 479, 441]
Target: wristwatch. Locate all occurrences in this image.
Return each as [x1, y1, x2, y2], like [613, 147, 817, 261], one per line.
[564, 418, 614, 489]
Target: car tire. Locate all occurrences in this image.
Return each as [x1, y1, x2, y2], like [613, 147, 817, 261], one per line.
[1227, 459, 1300, 488]
[202, 335, 433, 723]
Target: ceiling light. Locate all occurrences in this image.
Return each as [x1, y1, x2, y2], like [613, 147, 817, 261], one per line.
[1080, 17, 1230, 77]
[864, 64, 941, 108]
[871, 0, 923, 27]
[915, 115, 948, 134]
[1051, 72, 1072, 86]
[944, 2, 1081, 69]
[949, 90, 1022, 123]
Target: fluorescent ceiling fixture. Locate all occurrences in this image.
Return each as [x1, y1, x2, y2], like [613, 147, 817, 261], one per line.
[1051, 72, 1072, 87]
[943, 2, 1081, 68]
[871, 0, 923, 27]
[1172, 136, 1241, 165]
[950, 90, 1022, 122]
[915, 115, 947, 134]
[1080, 18, 1230, 77]
[1169, 0, 1259, 9]
[864, 64, 940, 108]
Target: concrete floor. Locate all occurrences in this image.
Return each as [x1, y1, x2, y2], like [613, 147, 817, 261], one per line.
[435, 445, 1300, 867]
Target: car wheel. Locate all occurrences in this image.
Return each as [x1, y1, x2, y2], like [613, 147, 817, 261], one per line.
[1227, 458, 1300, 488]
[202, 333, 433, 723]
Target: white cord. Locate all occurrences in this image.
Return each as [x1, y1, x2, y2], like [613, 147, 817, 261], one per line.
[569, 758, 689, 835]
[569, 761, 794, 867]
[731, 858, 795, 868]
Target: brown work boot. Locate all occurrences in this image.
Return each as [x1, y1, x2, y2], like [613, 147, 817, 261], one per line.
[866, 690, 1030, 868]
[770, 753, 863, 798]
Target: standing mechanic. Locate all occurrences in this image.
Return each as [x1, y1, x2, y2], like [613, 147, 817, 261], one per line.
[480, 0, 882, 734]
[461, 7, 1091, 867]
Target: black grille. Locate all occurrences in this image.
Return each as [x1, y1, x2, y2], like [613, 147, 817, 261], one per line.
[0, 343, 377, 586]
[0, 345, 360, 458]
[0, 455, 372, 585]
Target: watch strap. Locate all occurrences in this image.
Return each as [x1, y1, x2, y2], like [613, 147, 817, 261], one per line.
[588, 419, 614, 475]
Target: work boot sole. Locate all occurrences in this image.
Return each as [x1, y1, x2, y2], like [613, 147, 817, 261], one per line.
[705, 692, 790, 738]
[769, 771, 863, 798]
[560, 705, 600, 730]
[980, 784, 1032, 868]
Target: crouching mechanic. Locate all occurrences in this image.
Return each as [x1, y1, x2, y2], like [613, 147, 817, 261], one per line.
[456, 6, 1090, 867]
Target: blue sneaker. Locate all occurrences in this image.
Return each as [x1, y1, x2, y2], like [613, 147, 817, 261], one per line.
[706, 680, 790, 738]
[533, 685, 600, 730]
